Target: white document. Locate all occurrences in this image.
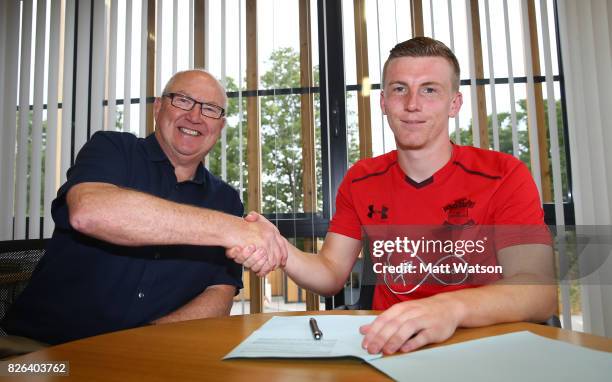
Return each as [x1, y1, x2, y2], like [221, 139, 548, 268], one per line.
[223, 315, 382, 361]
[367, 331, 612, 382]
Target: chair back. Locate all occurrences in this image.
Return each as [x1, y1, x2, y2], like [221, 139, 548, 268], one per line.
[333, 242, 375, 310]
[0, 239, 46, 329]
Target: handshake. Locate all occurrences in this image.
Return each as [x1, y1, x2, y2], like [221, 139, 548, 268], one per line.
[225, 211, 289, 277]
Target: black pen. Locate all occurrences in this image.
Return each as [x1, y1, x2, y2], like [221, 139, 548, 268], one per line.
[309, 318, 323, 340]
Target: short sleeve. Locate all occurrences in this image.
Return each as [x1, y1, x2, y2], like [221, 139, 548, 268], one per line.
[493, 162, 544, 224]
[51, 131, 132, 230]
[491, 161, 551, 248]
[211, 261, 243, 291]
[328, 171, 362, 240]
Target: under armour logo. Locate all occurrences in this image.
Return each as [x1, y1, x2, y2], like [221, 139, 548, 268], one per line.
[367, 205, 388, 219]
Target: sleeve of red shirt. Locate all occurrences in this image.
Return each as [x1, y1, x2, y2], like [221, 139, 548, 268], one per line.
[328, 167, 363, 240]
[491, 160, 552, 249]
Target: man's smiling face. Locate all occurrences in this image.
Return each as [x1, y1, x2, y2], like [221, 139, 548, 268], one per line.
[153, 71, 227, 168]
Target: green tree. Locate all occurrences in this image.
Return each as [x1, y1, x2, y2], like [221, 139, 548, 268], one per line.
[208, 77, 249, 208]
[208, 47, 345, 215]
[114, 110, 124, 131]
[259, 48, 307, 213]
[20, 111, 47, 217]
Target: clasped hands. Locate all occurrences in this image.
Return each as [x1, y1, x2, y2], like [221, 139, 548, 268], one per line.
[226, 212, 288, 277]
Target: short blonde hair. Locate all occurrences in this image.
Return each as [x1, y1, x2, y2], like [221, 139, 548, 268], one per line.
[382, 37, 460, 91]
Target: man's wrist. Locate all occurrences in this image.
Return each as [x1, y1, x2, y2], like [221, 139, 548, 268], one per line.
[214, 213, 247, 248]
[432, 292, 467, 327]
[281, 245, 299, 273]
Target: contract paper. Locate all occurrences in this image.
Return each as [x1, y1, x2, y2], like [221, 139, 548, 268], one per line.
[223, 315, 382, 361]
[367, 331, 612, 382]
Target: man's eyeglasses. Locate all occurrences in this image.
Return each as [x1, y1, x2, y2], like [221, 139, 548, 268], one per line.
[162, 92, 225, 119]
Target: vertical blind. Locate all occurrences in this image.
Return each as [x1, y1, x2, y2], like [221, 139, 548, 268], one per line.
[0, 1, 567, 229]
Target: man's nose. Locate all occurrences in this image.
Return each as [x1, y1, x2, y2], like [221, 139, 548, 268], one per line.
[404, 91, 420, 111]
[187, 104, 204, 121]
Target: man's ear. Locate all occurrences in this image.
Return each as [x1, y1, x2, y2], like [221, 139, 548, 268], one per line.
[380, 90, 387, 115]
[153, 97, 162, 121]
[449, 91, 463, 117]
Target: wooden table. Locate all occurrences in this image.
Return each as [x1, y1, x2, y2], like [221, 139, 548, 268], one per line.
[9, 310, 612, 381]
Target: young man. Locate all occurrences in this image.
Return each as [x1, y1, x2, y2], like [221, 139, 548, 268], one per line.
[230, 37, 556, 354]
[2, 70, 286, 345]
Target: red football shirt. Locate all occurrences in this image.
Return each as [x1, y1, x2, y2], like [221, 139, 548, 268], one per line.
[328, 144, 549, 310]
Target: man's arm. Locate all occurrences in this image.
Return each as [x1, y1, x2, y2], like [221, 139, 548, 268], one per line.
[67, 182, 286, 266]
[282, 232, 363, 296]
[227, 213, 361, 294]
[151, 284, 236, 324]
[359, 243, 558, 354]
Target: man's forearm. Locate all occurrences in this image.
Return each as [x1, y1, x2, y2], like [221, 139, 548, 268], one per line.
[437, 275, 558, 328]
[282, 233, 363, 296]
[67, 182, 247, 247]
[283, 246, 347, 296]
[448, 243, 558, 327]
[152, 285, 236, 324]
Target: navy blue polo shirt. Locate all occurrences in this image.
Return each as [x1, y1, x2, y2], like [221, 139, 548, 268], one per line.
[2, 131, 243, 345]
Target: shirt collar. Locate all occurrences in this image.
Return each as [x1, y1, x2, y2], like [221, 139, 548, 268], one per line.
[145, 133, 168, 162]
[191, 164, 206, 185]
[144, 133, 206, 185]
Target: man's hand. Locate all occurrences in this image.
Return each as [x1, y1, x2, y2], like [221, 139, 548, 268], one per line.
[359, 294, 464, 354]
[226, 212, 288, 277]
[226, 245, 272, 277]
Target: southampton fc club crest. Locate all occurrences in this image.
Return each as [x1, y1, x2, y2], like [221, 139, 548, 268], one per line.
[443, 198, 475, 225]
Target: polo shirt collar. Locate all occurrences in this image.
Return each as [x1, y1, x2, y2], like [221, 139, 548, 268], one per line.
[145, 133, 168, 162]
[144, 133, 207, 185]
[191, 164, 206, 185]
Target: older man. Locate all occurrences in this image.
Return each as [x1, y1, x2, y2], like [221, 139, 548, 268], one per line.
[231, 37, 557, 354]
[2, 69, 286, 345]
